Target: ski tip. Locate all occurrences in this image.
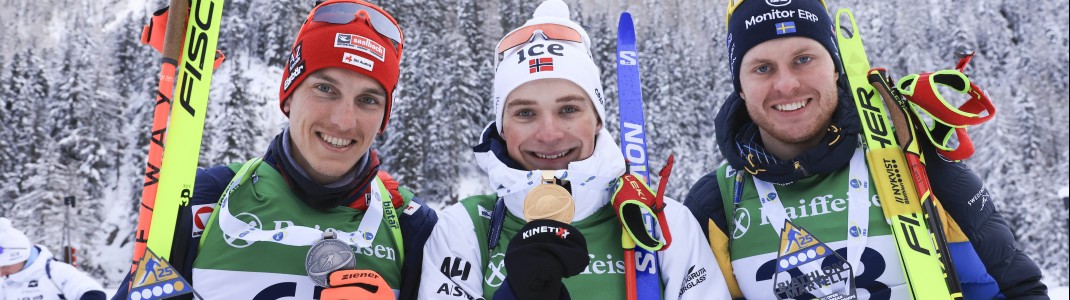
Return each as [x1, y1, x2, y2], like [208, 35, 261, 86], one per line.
[618, 12, 636, 43]
[618, 11, 633, 29]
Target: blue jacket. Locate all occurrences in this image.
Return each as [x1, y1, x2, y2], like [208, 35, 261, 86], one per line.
[684, 79, 1047, 299]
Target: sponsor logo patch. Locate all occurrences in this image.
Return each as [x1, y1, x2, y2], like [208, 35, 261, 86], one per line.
[335, 33, 386, 62]
[283, 42, 306, 92]
[440, 257, 473, 281]
[403, 202, 422, 215]
[775, 21, 797, 35]
[767, 0, 791, 7]
[733, 207, 751, 239]
[190, 204, 214, 238]
[773, 220, 854, 299]
[528, 57, 554, 73]
[478, 205, 492, 219]
[343, 52, 374, 71]
[678, 265, 707, 296]
[520, 225, 570, 239]
[515, 43, 565, 64]
[484, 253, 506, 287]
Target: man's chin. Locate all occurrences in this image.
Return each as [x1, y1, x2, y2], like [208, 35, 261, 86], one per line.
[308, 163, 358, 180]
[778, 130, 827, 146]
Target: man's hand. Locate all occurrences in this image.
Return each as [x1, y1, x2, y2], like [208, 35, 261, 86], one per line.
[320, 269, 394, 300]
[502, 219, 589, 300]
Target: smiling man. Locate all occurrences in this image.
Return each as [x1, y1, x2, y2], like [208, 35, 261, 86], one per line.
[111, 1, 436, 299]
[419, 1, 728, 299]
[683, 0, 1047, 299]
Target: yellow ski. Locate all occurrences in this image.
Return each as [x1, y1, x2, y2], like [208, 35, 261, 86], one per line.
[836, 8, 954, 300]
[149, 0, 226, 261]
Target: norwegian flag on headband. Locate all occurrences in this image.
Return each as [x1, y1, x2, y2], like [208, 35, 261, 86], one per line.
[529, 57, 554, 73]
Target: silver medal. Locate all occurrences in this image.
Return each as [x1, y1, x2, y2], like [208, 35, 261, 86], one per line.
[305, 231, 356, 287]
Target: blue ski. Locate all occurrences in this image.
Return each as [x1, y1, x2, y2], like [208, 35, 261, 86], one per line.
[617, 11, 662, 300]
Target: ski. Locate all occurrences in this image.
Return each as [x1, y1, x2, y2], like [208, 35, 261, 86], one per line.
[129, 0, 190, 274]
[616, 11, 662, 300]
[148, 0, 226, 264]
[869, 68, 964, 299]
[835, 8, 955, 299]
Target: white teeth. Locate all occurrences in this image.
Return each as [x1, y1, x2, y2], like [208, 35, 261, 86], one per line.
[320, 133, 353, 148]
[534, 150, 569, 160]
[775, 100, 808, 111]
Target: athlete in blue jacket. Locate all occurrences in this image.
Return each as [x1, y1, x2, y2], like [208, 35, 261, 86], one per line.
[684, 0, 1047, 299]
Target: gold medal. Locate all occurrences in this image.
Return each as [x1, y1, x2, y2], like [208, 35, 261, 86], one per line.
[523, 171, 575, 223]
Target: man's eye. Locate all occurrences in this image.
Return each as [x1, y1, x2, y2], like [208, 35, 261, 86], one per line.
[561, 106, 578, 114]
[796, 56, 813, 64]
[755, 65, 771, 74]
[515, 109, 535, 118]
[360, 96, 380, 105]
[314, 83, 334, 94]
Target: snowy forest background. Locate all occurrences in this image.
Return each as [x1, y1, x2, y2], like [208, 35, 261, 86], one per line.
[0, 0, 1066, 287]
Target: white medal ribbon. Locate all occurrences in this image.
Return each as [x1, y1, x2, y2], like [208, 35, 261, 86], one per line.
[215, 167, 385, 249]
[753, 147, 870, 297]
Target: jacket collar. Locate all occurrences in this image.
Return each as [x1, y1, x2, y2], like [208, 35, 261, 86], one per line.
[473, 123, 625, 222]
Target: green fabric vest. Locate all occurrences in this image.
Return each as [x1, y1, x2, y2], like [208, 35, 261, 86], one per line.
[461, 195, 630, 299]
[194, 158, 409, 288]
[714, 164, 890, 260]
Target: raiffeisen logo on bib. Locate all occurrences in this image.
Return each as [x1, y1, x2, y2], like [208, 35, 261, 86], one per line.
[740, 194, 882, 228]
[579, 253, 626, 275]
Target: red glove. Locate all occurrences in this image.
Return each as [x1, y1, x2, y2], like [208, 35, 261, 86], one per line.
[320, 269, 394, 300]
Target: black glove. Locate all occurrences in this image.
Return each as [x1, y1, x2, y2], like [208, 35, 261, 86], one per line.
[501, 219, 589, 300]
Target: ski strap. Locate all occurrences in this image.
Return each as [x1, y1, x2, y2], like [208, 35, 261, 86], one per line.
[612, 155, 676, 252]
[895, 53, 995, 161]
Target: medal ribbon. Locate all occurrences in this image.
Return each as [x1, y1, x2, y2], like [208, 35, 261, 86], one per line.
[215, 157, 396, 249]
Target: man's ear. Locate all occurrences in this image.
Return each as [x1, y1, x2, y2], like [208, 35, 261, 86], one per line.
[739, 91, 746, 101]
[282, 96, 291, 114]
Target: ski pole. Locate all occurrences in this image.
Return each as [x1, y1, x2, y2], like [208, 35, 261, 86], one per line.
[130, 0, 189, 275]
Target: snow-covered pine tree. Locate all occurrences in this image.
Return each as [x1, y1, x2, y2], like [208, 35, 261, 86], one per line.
[586, 9, 619, 139]
[441, 0, 494, 200]
[379, 0, 435, 198]
[252, 0, 306, 66]
[497, 0, 540, 37]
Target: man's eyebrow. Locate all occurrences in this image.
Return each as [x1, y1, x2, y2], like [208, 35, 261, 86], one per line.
[742, 44, 824, 66]
[360, 87, 386, 97]
[792, 44, 820, 56]
[310, 73, 387, 96]
[556, 95, 588, 103]
[309, 72, 340, 86]
[505, 94, 589, 109]
[506, 99, 537, 109]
